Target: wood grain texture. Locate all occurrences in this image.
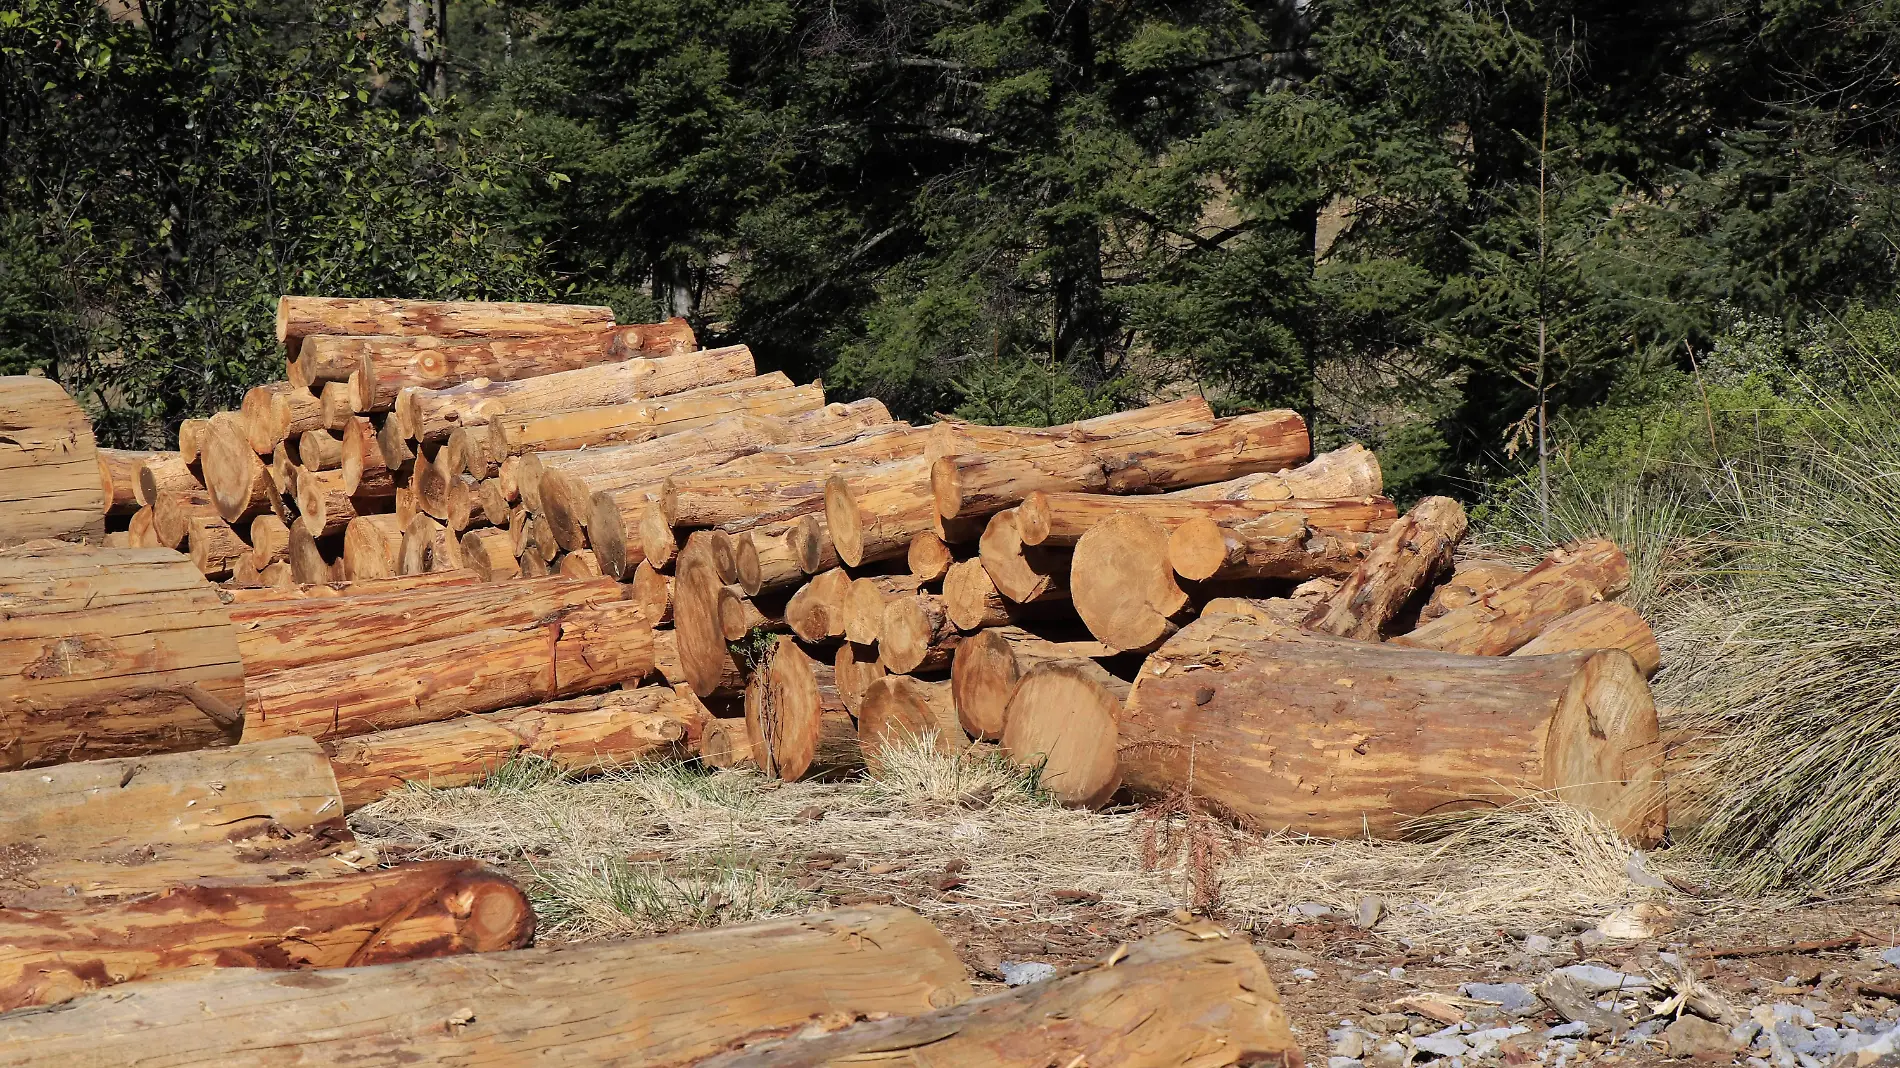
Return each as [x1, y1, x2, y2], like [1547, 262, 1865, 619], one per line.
[1391, 538, 1631, 655]
[0, 376, 104, 546]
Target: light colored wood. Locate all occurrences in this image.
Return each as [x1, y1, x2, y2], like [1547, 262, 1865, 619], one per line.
[700, 716, 759, 769]
[1392, 538, 1632, 655]
[558, 548, 602, 577]
[744, 637, 858, 781]
[1171, 441, 1382, 501]
[1304, 495, 1468, 640]
[843, 574, 923, 645]
[833, 642, 887, 717]
[319, 379, 354, 430]
[631, 560, 672, 624]
[247, 513, 290, 568]
[699, 921, 1298, 1068]
[1002, 660, 1125, 807]
[96, 448, 154, 516]
[1018, 490, 1394, 547]
[243, 600, 655, 743]
[0, 860, 533, 1012]
[1166, 513, 1376, 583]
[951, 627, 1117, 741]
[857, 676, 961, 775]
[486, 376, 816, 460]
[277, 296, 619, 361]
[187, 515, 246, 578]
[0, 376, 104, 545]
[126, 506, 155, 548]
[823, 456, 938, 567]
[326, 686, 698, 808]
[673, 537, 737, 697]
[152, 488, 218, 549]
[923, 399, 1217, 459]
[1125, 613, 1665, 842]
[1419, 559, 1524, 623]
[908, 529, 955, 581]
[460, 526, 520, 581]
[374, 410, 415, 477]
[1071, 512, 1188, 652]
[717, 584, 772, 640]
[397, 512, 449, 575]
[0, 542, 245, 769]
[0, 906, 972, 1068]
[784, 567, 853, 642]
[735, 514, 833, 594]
[652, 629, 746, 698]
[202, 412, 277, 524]
[1514, 601, 1661, 676]
[240, 382, 324, 454]
[338, 416, 394, 498]
[341, 321, 698, 412]
[219, 569, 480, 603]
[297, 428, 343, 470]
[135, 451, 200, 507]
[977, 508, 1070, 604]
[285, 522, 335, 583]
[879, 592, 958, 673]
[294, 467, 358, 537]
[259, 560, 295, 587]
[176, 418, 209, 465]
[229, 551, 262, 585]
[341, 513, 405, 579]
[944, 557, 1011, 631]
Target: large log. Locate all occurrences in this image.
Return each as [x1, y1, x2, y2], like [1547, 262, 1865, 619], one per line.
[187, 515, 247, 579]
[1001, 660, 1125, 808]
[923, 398, 1217, 459]
[879, 592, 959, 673]
[135, 451, 202, 507]
[1418, 559, 1523, 623]
[242, 599, 655, 742]
[857, 675, 962, 774]
[486, 377, 818, 461]
[0, 542, 245, 769]
[823, 456, 939, 567]
[217, 569, 479, 603]
[0, 906, 972, 1067]
[699, 921, 1300, 1068]
[977, 508, 1070, 604]
[743, 636, 858, 781]
[394, 343, 756, 444]
[0, 737, 362, 909]
[1302, 495, 1467, 640]
[1391, 538, 1632, 655]
[340, 321, 697, 412]
[276, 296, 619, 361]
[737, 514, 835, 594]
[1017, 490, 1394, 547]
[783, 567, 853, 642]
[1171, 441, 1382, 501]
[1513, 601, 1661, 676]
[0, 376, 104, 546]
[228, 575, 624, 675]
[1166, 514, 1376, 583]
[325, 686, 700, 808]
[201, 412, 278, 524]
[95, 448, 154, 516]
[0, 860, 533, 1012]
[240, 382, 325, 454]
[1123, 614, 1666, 842]
[951, 627, 1117, 740]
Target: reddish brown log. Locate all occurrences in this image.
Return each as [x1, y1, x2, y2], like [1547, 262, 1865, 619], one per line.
[277, 296, 620, 362]
[1303, 495, 1468, 640]
[743, 637, 858, 781]
[951, 627, 1117, 741]
[784, 568, 853, 643]
[1514, 601, 1661, 677]
[201, 412, 278, 525]
[1418, 559, 1524, 624]
[1172, 441, 1382, 501]
[135, 452, 201, 508]
[1391, 538, 1632, 655]
[1166, 514, 1377, 584]
[1018, 490, 1394, 547]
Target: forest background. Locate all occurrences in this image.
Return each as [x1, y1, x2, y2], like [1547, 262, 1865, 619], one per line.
[4, 0, 1899, 503]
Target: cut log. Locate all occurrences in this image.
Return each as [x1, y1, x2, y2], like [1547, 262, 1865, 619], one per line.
[1167, 514, 1377, 584]
[1001, 660, 1126, 807]
[1018, 490, 1394, 547]
[652, 629, 746, 697]
[96, 448, 153, 516]
[0, 905, 970, 1068]
[1071, 512, 1189, 652]
[478, 479, 512, 527]
[879, 593, 959, 673]
[135, 451, 201, 507]
[857, 676, 962, 774]
[125, 506, 155, 548]
[924, 398, 1217, 459]
[0, 860, 533, 1012]
[718, 585, 773, 640]
[671, 536, 733, 697]
[228, 575, 623, 676]
[395, 343, 756, 444]
[909, 529, 955, 581]
[293, 468, 358, 537]
[152, 488, 219, 549]
[374, 409, 416, 476]
[1124, 614, 1665, 841]
[397, 512, 450, 575]
[277, 296, 620, 361]
[843, 574, 922, 645]
[558, 548, 602, 578]
[0, 736, 354, 909]
[833, 642, 888, 716]
[824, 456, 938, 567]
[339, 416, 394, 498]
[229, 552, 261, 586]
[1391, 538, 1632, 656]
[1172, 441, 1382, 501]
[784, 567, 853, 642]
[978, 508, 1071, 604]
[462, 527, 522, 581]
[743, 637, 858, 781]
[1419, 559, 1524, 623]
[297, 428, 344, 470]
[285, 522, 339, 583]
[1513, 601, 1661, 677]
[445, 474, 488, 533]
[243, 599, 655, 742]
[247, 513, 290, 568]
[239, 382, 325, 454]
[342, 321, 697, 412]
[187, 515, 246, 579]
[662, 467, 833, 533]
[176, 418, 209, 465]
[944, 557, 1011, 631]
[341, 513, 405, 579]
[201, 412, 278, 524]
[736, 514, 833, 594]
[0, 542, 245, 769]
[487, 378, 819, 461]
[951, 627, 1117, 740]
[700, 716, 759, 769]
[325, 686, 698, 808]
[698, 920, 1298, 1068]
[218, 569, 482, 604]
[0, 376, 104, 546]
[1303, 495, 1468, 640]
[259, 561, 295, 587]
[631, 560, 673, 624]
[445, 423, 502, 480]
[319, 379, 354, 430]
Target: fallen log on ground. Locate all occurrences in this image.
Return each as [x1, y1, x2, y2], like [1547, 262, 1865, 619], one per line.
[1123, 612, 1666, 842]
[951, 627, 1117, 740]
[743, 636, 858, 781]
[1016, 490, 1394, 547]
[1, 541, 246, 769]
[0, 859, 533, 1012]
[1001, 660, 1126, 808]
[857, 676, 961, 774]
[1513, 601, 1662, 676]
[276, 295, 618, 362]
[1391, 538, 1631, 655]
[1302, 495, 1467, 640]
[0, 906, 972, 1068]
[0, 376, 104, 546]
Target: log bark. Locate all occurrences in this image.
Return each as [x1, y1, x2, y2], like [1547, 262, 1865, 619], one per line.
[248, 513, 291, 568]
[0, 860, 533, 1012]
[240, 382, 326, 454]
[1302, 496, 1467, 640]
[486, 377, 819, 461]
[1071, 512, 1189, 652]
[135, 451, 201, 507]
[833, 642, 887, 717]
[1001, 660, 1126, 808]
[1417, 559, 1525, 623]
[977, 508, 1070, 604]
[1166, 514, 1377, 584]
[0, 906, 971, 1068]
[152, 487, 219, 549]
[0, 736, 355, 909]
[187, 515, 247, 579]
[1018, 491, 1394, 548]
[96, 448, 153, 516]
[909, 530, 955, 581]
[879, 593, 958, 673]
[1124, 614, 1665, 842]
[342, 321, 697, 412]
[0, 542, 246, 769]
[341, 513, 405, 580]
[228, 575, 624, 676]
[744, 637, 859, 781]
[1171, 441, 1382, 501]
[202, 412, 278, 524]
[1513, 601, 1661, 677]
[824, 456, 940, 568]
[1391, 538, 1632, 656]
[923, 398, 1217, 460]
[0, 376, 104, 546]
[294, 468, 360, 538]
[277, 296, 619, 361]
[461, 527, 521, 581]
[951, 627, 1117, 741]
[784, 568, 853, 642]
[857, 676, 961, 774]
[325, 686, 699, 808]
[697, 921, 1300, 1068]
[243, 599, 654, 742]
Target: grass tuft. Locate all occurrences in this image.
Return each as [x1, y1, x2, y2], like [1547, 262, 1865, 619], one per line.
[531, 850, 814, 940]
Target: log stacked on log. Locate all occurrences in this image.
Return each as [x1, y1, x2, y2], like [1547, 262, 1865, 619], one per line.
[0, 377, 104, 546]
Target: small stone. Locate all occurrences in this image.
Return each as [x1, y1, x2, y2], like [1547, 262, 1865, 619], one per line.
[1051, 889, 1101, 904]
[933, 874, 964, 891]
[1365, 1013, 1411, 1034]
[1333, 1031, 1369, 1059]
[1357, 896, 1386, 929]
[1292, 967, 1319, 981]
[1550, 964, 1651, 992]
[1461, 981, 1540, 1015]
[999, 961, 1056, 987]
[1414, 1033, 1470, 1057]
[1546, 1021, 1590, 1039]
[1367, 1041, 1410, 1068]
[1295, 902, 1333, 919]
[1880, 947, 1900, 968]
[1731, 1020, 1762, 1047]
[1328, 1059, 1363, 1068]
[1523, 934, 1556, 955]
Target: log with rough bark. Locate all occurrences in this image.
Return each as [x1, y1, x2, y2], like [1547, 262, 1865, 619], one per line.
[96, 448, 154, 516]
[880, 593, 959, 673]
[276, 295, 619, 361]
[0, 860, 534, 1012]
[0, 736, 359, 909]
[248, 513, 291, 568]
[784, 567, 854, 642]
[1391, 538, 1632, 656]
[294, 467, 361, 537]
[187, 515, 247, 579]
[240, 382, 326, 454]
[833, 642, 888, 717]
[1172, 441, 1382, 502]
[136, 451, 201, 507]
[1018, 490, 1394, 548]
[978, 508, 1071, 604]
[340, 320, 697, 412]
[698, 920, 1299, 1068]
[152, 488, 219, 549]
[1302, 496, 1467, 640]
[743, 636, 859, 781]
[857, 676, 962, 775]
[243, 599, 654, 742]
[924, 398, 1217, 460]
[1001, 660, 1126, 807]
[1070, 512, 1190, 652]
[1166, 514, 1376, 584]
[0, 376, 104, 546]
[341, 513, 405, 579]
[228, 575, 624, 676]
[1417, 559, 1525, 623]
[824, 456, 941, 568]
[325, 686, 699, 808]
[0, 906, 972, 1068]
[1, 542, 246, 769]
[951, 627, 1117, 741]
[461, 526, 520, 581]
[1123, 613, 1666, 841]
[202, 412, 278, 524]
[486, 377, 819, 461]
[909, 529, 956, 581]
[1513, 601, 1661, 676]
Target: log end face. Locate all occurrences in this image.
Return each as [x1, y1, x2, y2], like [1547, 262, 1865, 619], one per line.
[1168, 517, 1230, 583]
[590, 492, 634, 580]
[1002, 662, 1121, 808]
[1544, 648, 1665, 846]
[823, 475, 864, 569]
[929, 455, 963, 520]
[1072, 512, 1183, 652]
[950, 629, 1017, 740]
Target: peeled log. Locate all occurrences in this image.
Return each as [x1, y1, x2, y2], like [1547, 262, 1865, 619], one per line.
[1172, 441, 1382, 501]
[242, 599, 655, 742]
[202, 412, 278, 524]
[1071, 512, 1189, 652]
[218, 569, 479, 604]
[744, 637, 859, 781]
[461, 527, 521, 581]
[286, 523, 340, 583]
[1513, 601, 1661, 677]
[784, 568, 853, 642]
[0, 736, 356, 909]
[96, 448, 153, 516]
[152, 488, 219, 549]
[135, 452, 201, 507]
[248, 513, 291, 568]
[951, 627, 1117, 741]
[909, 530, 955, 581]
[487, 378, 820, 461]
[325, 686, 699, 808]
[858, 676, 962, 774]
[879, 593, 959, 673]
[240, 382, 326, 454]
[187, 515, 247, 579]
[343, 321, 695, 412]
[978, 508, 1070, 604]
[1167, 514, 1377, 584]
[341, 513, 405, 580]
[738, 514, 835, 593]
[1419, 559, 1524, 623]
[1391, 538, 1632, 656]
[923, 398, 1216, 460]
[320, 380, 354, 430]
[297, 429, 343, 470]
[699, 921, 1298, 1068]
[340, 416, 394, 498]
[277, 296, 619, 361]
[397, 512, 451, 575]
[0, 542, 245, 769]
[0, 860, 533, 1012]
[176, 418, 209, 466]
[1123, 615, 1665, 842]
[944, 557, 1011, 631]
[1018, 490, 1394, 547]
[843, 574, 921, 645]
[0, 906, 971, 1068]
[294, 468, 360, 537]
[1303, 495, 1467, 640]
[672, 537, 735, 697]
[700, 717, 760, 769]
[0, 376, 104, 546]
[833, 642, 888, 716]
